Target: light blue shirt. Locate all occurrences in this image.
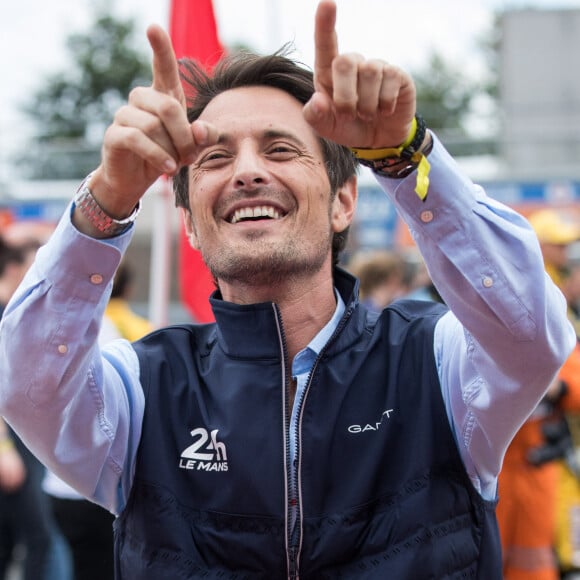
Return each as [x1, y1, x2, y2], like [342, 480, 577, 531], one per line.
[290, 291, 345, 460]
[0, 135, 574, 515]
[288, 290, 345, 535]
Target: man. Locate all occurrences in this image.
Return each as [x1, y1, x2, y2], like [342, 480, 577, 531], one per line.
[0, 2, 574, 578]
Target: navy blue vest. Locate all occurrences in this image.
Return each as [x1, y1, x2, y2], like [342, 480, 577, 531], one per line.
[115, 269, 502, 579]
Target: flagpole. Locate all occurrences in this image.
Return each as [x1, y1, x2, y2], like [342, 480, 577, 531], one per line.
[148, 177, 172, 327]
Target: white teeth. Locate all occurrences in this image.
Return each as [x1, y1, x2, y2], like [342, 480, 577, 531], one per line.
[230, 206, 282, 224]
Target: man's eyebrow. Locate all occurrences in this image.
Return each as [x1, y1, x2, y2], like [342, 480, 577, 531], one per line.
[214, 129, 308, 148]
[262, 129, 307, 148]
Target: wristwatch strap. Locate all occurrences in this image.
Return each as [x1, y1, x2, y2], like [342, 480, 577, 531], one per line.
[73, 173, 141, 236]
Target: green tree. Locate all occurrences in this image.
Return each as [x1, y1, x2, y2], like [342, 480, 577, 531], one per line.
[19, 13, 151, 179]
[414, 52, 475, 134]
[411, 19, 502, 157]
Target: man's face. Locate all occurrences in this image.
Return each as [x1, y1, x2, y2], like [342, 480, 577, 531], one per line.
[183, 86, 352, 288]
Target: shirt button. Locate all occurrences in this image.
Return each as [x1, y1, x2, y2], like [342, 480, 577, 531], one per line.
[482, 276, 494, 288]
[57, 344, 68, 354]
[420, 210, 434, 223]
[90, 274, 103, 285]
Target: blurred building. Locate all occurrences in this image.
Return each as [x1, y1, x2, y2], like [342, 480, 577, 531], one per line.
[500, 8, 580, 181]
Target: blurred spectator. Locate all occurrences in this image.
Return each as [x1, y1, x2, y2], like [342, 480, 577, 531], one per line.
[528, 208, 580, 287]
[562, 263, 580, 337]
[0, 235, 62, 580]
[105, 259, 153, 341]
[551, 259, 580, 579]
[0, 237, 39, 317]
[0, 418, 25, 494]
[497, 208, 580, 580]
[347, 250, 406, 313]
[401, 249, 443, 303]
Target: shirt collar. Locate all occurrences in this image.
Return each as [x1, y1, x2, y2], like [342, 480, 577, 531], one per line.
[292, 289, 345, 376]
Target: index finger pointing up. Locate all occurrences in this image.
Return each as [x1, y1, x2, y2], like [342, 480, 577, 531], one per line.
[147, 24, 184, 103]
[314, 0, 339, 90]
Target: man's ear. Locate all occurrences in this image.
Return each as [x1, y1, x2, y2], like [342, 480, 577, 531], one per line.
[331, 175, 357, 234]
[181, 208, 200, 250]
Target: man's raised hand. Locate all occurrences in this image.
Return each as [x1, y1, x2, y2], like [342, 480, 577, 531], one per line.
[89, 25, 215, 219]
[303, 0, 417, 150]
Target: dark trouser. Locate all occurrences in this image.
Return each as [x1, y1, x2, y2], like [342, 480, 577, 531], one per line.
[51, 496, 115, 580]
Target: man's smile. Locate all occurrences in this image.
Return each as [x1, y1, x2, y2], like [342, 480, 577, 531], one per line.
[228, 205, 285, 224]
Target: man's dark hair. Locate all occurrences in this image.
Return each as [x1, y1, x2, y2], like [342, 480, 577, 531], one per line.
[172, 47, 358, 266]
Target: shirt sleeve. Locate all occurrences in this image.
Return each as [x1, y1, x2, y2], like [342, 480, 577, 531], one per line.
[375, 134, 576, 499]
[0, 202, 145, 515]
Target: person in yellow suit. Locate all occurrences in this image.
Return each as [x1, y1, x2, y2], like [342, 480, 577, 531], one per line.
[555, 349, 580, 579]
[497, 208, 580, 580]
[552, 241, 580, 579]
[105, 259, 153, 342]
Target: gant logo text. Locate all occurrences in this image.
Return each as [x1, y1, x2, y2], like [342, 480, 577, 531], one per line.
[179, 427, 229, 472]
[348, 409, 394, 434]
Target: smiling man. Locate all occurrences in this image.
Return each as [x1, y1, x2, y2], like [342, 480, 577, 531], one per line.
[0, 2, 574, 579]
[182, 85, 348, 304]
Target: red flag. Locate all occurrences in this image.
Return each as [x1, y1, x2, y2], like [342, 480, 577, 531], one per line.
[169, 0, 224, 323]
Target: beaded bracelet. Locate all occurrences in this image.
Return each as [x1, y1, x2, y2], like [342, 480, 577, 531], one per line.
[350, 115, 433, 200]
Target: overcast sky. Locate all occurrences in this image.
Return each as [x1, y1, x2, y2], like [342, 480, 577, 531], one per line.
[1, 0, 579, 180]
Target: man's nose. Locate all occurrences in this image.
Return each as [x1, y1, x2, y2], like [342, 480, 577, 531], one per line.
[232, 147, 270, 189]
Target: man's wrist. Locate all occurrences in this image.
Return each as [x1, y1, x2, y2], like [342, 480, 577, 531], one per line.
[73, 172, 141, 238]
[350, 116, 434, 200]
[365, 131, 433, 179]
[350, 115, 426, 163]
[350, 114, 431, 178]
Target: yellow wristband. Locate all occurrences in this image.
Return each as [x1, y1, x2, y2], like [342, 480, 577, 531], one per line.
[350, 117, 418, 161]
[414, 154, 431, 201]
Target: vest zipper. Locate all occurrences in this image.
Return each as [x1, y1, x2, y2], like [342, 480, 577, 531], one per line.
[274, 300, 356, 579]
[272, 304, 299, 579]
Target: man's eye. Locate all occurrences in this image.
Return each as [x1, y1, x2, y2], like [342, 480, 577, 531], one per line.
[268, 145, 298, 156]
[200, 151, 229, 164]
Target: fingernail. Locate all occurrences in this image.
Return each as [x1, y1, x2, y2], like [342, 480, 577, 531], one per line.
[310, 101, 321, 116]
[163, 159, 177, 173]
